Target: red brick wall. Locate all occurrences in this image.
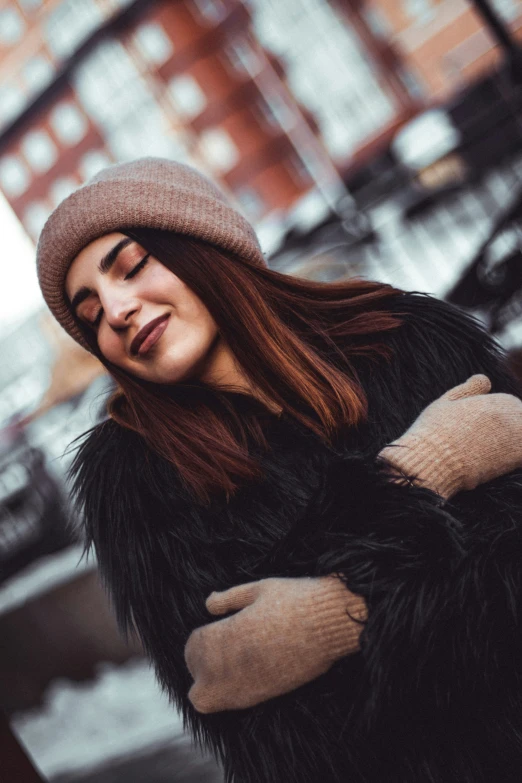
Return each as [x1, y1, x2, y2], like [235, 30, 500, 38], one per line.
[368, 1, 522, 99]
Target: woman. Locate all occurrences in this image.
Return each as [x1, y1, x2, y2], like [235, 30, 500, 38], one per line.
[37, 158, 522, 782]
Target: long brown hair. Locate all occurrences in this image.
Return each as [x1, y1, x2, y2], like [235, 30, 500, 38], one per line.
[70, 228, 404, 505]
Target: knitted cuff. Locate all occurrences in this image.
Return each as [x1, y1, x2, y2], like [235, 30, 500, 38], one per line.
[378, 432, 464, 500]
[310, 576, 368, 661]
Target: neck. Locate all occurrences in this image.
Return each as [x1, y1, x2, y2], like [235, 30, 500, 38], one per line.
[199, 335, 283, 416]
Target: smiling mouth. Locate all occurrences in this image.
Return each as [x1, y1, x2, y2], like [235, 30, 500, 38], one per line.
[131, 314, 170, 356]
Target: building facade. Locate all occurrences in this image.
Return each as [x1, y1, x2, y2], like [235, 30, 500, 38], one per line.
[356, 0, 522, 100]
[0, 0, 346, 244]
[250, 0, 419, 170]
[3, 0, 522, 248]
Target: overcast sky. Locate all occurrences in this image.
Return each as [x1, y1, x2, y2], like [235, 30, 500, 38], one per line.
[0, 191, 44, 329]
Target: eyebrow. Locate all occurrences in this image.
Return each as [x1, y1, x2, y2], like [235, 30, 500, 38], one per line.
[68, 237, 134, 315]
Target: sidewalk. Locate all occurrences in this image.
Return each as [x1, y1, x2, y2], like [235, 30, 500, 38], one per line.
[52, 739, 222, 783]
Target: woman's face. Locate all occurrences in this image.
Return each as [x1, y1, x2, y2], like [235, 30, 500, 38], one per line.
[65, 232, 227, 385]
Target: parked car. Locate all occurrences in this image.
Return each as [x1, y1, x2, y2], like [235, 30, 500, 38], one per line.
[344, 62, 522, 220]
[0, 430, 75, 585]
[447, 184, 522, 336]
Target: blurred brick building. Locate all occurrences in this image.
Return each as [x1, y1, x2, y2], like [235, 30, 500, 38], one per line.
[3, 0, 521, 245]
[356, 0, 522, 99]
[0, 0, 349, 245]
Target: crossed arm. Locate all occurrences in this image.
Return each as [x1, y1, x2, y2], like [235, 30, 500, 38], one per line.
[185, 375, 522, 713]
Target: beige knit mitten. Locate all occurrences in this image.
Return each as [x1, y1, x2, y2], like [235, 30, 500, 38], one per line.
[378, 374, 522, 500]
[185, 375, 522, 713]
[185, 576, 367, 713]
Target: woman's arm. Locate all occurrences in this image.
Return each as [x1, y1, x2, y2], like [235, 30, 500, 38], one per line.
[378, 373, 522, 499]
[70, 292, 522, 770]
[185, 294, 522, 729]
[67, 418, 206, 716]
[185, 373, 522, 713]
[270, 294, 522, 742]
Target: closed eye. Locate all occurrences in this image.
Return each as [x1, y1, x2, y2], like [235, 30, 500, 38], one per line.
[87, 253, 151, 329]
[124, 253, 150, 281]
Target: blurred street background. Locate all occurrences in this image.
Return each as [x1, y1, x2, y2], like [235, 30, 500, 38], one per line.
[2, 0, 522, 779]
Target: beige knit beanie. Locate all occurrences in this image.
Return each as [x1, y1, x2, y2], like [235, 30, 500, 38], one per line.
[36, 157, 266, 351]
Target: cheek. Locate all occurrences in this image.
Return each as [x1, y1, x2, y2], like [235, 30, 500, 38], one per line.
[97, 328, 125, 363]
[148, 265, 184, 300]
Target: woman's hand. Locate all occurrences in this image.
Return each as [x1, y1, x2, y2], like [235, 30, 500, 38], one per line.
[185, 374, 522, 713]
[184, 576, 367, 713]
[379, 374, 522, 500]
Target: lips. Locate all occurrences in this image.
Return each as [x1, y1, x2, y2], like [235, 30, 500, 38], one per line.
[130, 314, 170, 356]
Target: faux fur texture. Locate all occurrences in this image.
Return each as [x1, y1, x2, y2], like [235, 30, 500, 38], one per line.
[69, 292, 522, 783]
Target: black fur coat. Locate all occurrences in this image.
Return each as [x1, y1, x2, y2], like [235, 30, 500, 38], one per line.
[69, 291, 522, 783]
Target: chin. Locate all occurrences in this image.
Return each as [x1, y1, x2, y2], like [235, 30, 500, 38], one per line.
[146, 360, 201, 386]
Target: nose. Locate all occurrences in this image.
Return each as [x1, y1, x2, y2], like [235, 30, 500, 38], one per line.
[103, 293, 141, 330]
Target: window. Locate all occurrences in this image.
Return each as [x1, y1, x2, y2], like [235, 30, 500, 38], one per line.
[19, 0, 43, 11]
[21, 130, 58, 173]
[398, 67, 426, 100]
[391, 109, 460, 168]
[403, 0, 435, 24]
[362, 7, 393, 39]
[0, 86, 26, 125]
[50, 177, 77, 206]
[492, 0, 521, 21]
[164, 135, 191, 163]
[75, 41, 176, 162]
[299, 149, 323, 180]
[50, 103, 88, 146]
[223, 37, 262, 76]
[168, 74, 207, 118]
[255, 94, 295, 132]
[235, 186, 265, 221]
[285, 154, 313, 187]
[75, 41, 151, 129]
[45, 0, 102, 59]
[23, 56, 55, 94]
[190, 0, 227, 24]
[79, 149, 111, 181]
[198, 128, 239, 173]
[0, 156, 30, 198]
[107, 103, 181, 161]
[24, 202, 51, 240]
[250, 0, 396, 160]
[133, 22, 174, 66]
[254, 98, 279, 130]
[0, 8, 25, 46]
